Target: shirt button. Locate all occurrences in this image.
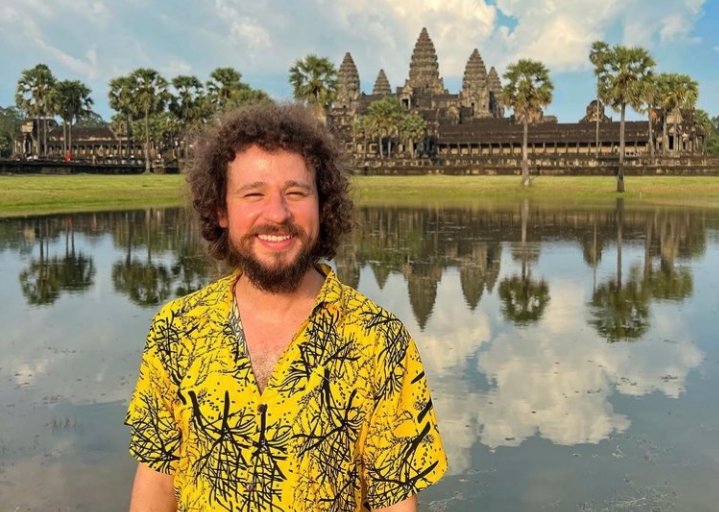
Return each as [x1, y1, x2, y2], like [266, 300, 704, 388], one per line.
[258, 403, 267, 414]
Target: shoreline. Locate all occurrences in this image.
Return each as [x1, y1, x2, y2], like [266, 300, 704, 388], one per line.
[2, 174, 719, 218]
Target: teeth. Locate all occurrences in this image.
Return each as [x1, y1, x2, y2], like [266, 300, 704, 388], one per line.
[258, 234, 291, 242]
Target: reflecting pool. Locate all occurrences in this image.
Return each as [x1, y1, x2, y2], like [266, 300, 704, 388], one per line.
[1, 201, 718, 511]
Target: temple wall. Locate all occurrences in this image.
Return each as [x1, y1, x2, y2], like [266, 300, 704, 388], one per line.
[353, 155, 719, 176]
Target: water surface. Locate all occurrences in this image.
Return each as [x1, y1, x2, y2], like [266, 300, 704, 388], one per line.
[1, 202, 718, 511]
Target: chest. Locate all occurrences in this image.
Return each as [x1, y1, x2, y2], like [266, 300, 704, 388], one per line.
[240, 309, 311, 392]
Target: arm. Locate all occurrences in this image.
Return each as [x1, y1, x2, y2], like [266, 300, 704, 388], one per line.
[373, 495, 417, 512]
[128, 463, 177, 512]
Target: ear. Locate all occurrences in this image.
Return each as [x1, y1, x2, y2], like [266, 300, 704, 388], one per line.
[217, 209, 228, 229]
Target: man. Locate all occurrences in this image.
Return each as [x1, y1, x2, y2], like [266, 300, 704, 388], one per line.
[125, 102, 447, 512]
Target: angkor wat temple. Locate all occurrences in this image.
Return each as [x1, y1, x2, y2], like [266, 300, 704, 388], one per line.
[329, 28, 709, 171]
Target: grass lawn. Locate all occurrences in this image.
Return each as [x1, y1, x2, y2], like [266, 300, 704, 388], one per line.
[1, 174, 719, 217]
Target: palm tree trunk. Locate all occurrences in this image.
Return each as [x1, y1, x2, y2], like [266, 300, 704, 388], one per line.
[62, 122, 67, 155]
[662, 116, 668, 158]
[647, 111, 654, 163]
[673, 108, 680, 157]
[521, 117, 530, 187]
[595, 90, 600, 159]
[126, 114, 132, 160]
[43, 116, 48, 157]
[617, 103, 626, 193]
[68, 121, 73, 158]
[144, 108, 151, 173]
[616, 199, 624, 287]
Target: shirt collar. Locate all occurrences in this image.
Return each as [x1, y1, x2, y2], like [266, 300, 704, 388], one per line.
[225, 263, 346, 317]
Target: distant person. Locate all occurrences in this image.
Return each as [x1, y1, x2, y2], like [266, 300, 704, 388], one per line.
[125, 102, 448, 512]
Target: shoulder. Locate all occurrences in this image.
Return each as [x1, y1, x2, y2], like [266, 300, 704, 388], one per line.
[148, 272, 236, 342]
[332, 279, 412, 352]
[155, 272, 235, 321]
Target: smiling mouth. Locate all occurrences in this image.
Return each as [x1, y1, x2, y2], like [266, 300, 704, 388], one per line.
[257, 234, 292, 242]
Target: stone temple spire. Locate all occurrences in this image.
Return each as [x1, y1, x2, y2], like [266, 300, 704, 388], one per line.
[487, 66, 502, 94]
[487, 66, 504, 118]
[461, 49, 490, 116]
[462, 49, 488, 93]
[372, 69, 392, 96]
[406, 27, 447, 94]
[335, 52, 360, 109]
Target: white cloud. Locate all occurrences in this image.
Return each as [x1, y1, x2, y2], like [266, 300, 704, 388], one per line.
[0, 0, 714, 118]
[404, 267, 703, 472]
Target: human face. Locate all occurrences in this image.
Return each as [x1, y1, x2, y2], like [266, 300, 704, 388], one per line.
[218, 145, 320, 293]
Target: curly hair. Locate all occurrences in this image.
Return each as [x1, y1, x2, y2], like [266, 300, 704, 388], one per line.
[187, 102, 354, 265]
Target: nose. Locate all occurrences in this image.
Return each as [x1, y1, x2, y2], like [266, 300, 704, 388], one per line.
[264, 191, 292, 224]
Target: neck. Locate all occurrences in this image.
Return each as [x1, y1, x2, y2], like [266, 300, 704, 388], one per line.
[234, 266, 325, 313]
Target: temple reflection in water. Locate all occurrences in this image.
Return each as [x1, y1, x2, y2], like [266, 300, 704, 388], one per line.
[1, 201, 718, 511]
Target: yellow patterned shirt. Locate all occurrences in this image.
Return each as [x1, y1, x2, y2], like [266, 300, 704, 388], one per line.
[125, 264, 447, 511]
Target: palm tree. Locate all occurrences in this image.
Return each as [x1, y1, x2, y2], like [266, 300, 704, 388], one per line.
[652, 73, 674, 158]
[109, 114, 128, 159]
[127, 68, 170, 172]
[664, 74, 699, 156]
[400, 113, 426, 157]
[351, 116, 370, 159]
[638, 74, 660, 163]
[589, 41, 610, 158]
[502, 59, 554, 186]
[366, 97, 404, 158]
[289, 54, 338, 121]
[51, 79, 93, 155]
[15, 64, 56, 156]
[598, 45, 655, 192]
[170, 75, 205, 157]
[205, 67, 250, 115]
[108, 75, 135, 160]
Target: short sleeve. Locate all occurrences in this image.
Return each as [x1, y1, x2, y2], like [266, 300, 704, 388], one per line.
[361, 325, 448, 509]
[124, 308, 182, 474]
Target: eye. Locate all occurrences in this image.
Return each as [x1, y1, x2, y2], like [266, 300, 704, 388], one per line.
[287, 189, 308, 198]
[243, 192, 263, 200]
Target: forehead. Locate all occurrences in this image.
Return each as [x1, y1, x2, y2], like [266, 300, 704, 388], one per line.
[228, 145, 314, 181]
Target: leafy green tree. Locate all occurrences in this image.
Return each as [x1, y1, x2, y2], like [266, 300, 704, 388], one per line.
[289, 54, 338, 120]
[108, 75, 136, 159]
[502, 59, 554, 186]
[127, 68, 170, 172]
[693, 109, 713, 154]
[0, 106, 22, 157]
[50, 79, 93, 154]
[74, 111, 106, 128]
[597, 45, 655, 192]
[712, 115, 719, 156]
[589, 41, 610, 158]
[15, 64, 56, 156]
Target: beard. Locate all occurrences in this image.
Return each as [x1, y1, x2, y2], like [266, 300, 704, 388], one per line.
[228, 223, 318, 294]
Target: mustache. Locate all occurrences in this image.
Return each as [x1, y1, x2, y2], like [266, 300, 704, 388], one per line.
[248, 223, 303, 237]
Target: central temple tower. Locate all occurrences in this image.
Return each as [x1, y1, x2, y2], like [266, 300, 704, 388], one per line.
[404, 27, 447, 95]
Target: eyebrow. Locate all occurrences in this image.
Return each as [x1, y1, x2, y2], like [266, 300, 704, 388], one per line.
[234, 181, 314, 192]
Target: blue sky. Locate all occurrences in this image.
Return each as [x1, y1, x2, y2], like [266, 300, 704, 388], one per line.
[1, 0, 717, 122]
